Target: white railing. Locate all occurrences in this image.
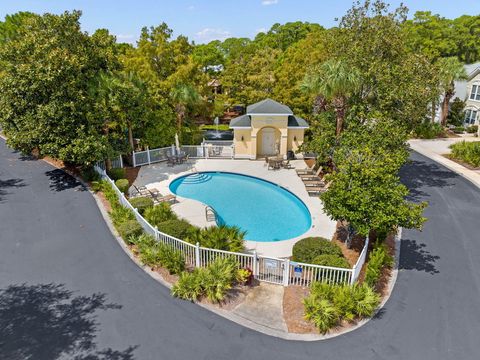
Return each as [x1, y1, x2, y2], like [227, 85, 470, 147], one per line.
[351, 237, 369, 284]
[93, 166, 369, 286]
[95, 155, 123, 171]
[132, 144, 235, 167]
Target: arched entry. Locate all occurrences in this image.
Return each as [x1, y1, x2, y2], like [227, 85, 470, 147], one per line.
[257, 127, 280, 156]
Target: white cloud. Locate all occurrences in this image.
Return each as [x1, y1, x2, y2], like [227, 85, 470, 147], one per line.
[195, 28, 231, 43]
[115, 34, 137, 44]
[261, 0, 278, 5]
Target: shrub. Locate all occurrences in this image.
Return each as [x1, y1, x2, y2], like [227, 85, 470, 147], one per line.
[81, 166, 101, 182]
[115, 179, 129, 194]
[313, 254, 350, 268]
[129, 197, 154, 215]
[303, 281, 380, 333]
[304, 297, 339, 334]
[365, 242, 393, 287]
[158, 244, 185, 275]
[116, 219, 143, 239]
[453, 126, 465, 134]
[236, 268, 253, 285]
[144, 203, 177, 226]
[188, 225, 245, 252]
[292, 237, 343, 263]
[107, 168, 126, 181]
[450, 141, 480, 167]
[158, 219, 196, 240]
[110, 205, 135, 227]
[413, 121, 445, 139]
[172, 270, 204, 301]
[127, 233, 155, 246]
[171, 258, 237, 303]
[467, 125, 478, 134]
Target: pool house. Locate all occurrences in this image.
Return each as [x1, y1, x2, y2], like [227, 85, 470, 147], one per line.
[229, 99, 309, 160]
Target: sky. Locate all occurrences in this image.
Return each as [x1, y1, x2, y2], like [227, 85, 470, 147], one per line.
[1, 0, 480, 44]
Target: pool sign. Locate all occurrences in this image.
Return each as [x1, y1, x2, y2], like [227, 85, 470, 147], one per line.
[265, 259, 277, 269]
[294, 265, 303, 278]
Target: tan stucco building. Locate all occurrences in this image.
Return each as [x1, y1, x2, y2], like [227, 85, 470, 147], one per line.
[229, 99, 309, 160]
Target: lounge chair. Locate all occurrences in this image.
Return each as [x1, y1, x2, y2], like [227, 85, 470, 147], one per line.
[295, 165, 315, 175]
[306, 182, 331, 195]
[299, 167, 323, 180]
[303, 179, 324, 187]
[150, 191, 176, 204]
[131, 184, 150, 197]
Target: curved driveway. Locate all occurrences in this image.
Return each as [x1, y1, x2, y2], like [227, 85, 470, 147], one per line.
[1, 138, 479, 360]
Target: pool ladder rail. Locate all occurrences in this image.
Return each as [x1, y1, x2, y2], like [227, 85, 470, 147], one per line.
[205, 206, 217, 222]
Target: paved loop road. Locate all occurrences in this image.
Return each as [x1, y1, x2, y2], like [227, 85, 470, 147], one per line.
[1, 138, 479, 360]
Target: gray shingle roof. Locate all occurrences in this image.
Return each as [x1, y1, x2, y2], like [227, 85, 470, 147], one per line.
[229, 114, 251, 128]
[246, 99, 293, 115]
[288, 115, 309, 128]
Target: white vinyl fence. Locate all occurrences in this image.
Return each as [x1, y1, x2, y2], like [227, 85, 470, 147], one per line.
[93, 166, 369, 286]
[132, 143, 235, 167]
[95, 155, 123, 171]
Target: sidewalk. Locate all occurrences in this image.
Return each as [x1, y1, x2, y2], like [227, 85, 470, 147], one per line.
[408, 138, 480, 188]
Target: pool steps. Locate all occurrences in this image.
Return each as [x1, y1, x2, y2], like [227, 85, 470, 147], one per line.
[181, 172, 212, 184]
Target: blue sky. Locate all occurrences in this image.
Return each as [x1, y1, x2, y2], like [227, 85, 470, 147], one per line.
[1, 0, 480, 44]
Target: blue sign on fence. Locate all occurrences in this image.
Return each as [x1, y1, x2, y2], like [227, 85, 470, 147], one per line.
[294, 265, 302, 278]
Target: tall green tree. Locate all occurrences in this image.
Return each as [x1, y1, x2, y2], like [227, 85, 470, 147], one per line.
[170, 84, 201, 132]
[302, 59, 360, 137]
[321, 119, 427, 240]
[436, 57, 467, 126]
[0, 11, 119, 165]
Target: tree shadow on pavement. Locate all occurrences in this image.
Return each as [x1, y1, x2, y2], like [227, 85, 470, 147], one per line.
[400, 157, 457, 201]
[0, 283, 137, 360]
[0, 178, 26, 203]
[400, 239, 440, 274]
[45, 169, 86, 192]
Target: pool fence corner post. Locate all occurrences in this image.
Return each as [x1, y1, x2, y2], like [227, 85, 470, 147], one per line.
[195, 242, 201, 268]
[350, 266, 356, 286]
[252, 250, 258, 278]
[283, 259, 290, 286]
[132, 150, 136, 167]
[146, 147, 151, 165]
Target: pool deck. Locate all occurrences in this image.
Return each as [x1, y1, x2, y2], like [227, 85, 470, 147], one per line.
[132, 159, 336, 258]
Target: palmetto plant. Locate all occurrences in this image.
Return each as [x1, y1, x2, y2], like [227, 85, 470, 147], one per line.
[436, 57, 467, 127]
[189, 224, 246, 252]
[301, 59, 361, 137]
[170, 83, 201, 132]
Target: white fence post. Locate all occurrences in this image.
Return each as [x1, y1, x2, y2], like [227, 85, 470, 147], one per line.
[195, 242, 201, 268]
[283, 259, 290, 286]
[155, 226, 159, 241]
[146, 147, 151, 165]
[252, 250, 258, 277]
[119, 155, 123, 168]
[132, 150, 136, 167]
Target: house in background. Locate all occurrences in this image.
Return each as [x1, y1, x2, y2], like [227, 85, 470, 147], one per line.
[229, 99, 309, 160]
[437, 62, 480, 126]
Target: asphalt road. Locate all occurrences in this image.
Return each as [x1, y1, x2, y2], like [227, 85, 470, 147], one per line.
[1, 138, 479, 360]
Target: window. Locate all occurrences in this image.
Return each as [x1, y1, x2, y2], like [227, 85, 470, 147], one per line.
[470, 84, 480, 101]
[465, 109, 478, 124]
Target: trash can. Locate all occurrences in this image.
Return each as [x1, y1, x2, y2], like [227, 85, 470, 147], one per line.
[287, 150, 296, 160]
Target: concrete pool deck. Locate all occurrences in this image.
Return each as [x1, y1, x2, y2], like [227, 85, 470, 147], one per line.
[132, 159, 336, 258]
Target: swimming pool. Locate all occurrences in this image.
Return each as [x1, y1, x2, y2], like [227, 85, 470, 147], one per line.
[169, 172, 312, 242]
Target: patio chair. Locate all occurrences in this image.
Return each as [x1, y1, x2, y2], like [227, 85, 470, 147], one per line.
[151, 192, 176, 205]
[295, 164, 315, 175]
[299, 167, 323, 180]
[167, 155, 176, 167]
[282, 160, 294, 169]
[131, 184, 150, 197]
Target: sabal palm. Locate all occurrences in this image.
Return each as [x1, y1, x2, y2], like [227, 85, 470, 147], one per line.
[302, 59, 360, 137]
[437, 57, 467, 126]
[170, 84, 201, 131]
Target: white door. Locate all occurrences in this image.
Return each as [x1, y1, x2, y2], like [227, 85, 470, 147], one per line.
[261, 128, 276, 155]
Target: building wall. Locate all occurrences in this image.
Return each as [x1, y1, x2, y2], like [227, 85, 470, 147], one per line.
[233, 114, 306, 159]
[464, 72, 480, 126]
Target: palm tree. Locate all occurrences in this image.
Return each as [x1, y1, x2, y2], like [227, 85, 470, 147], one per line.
[301, 59, 360, 137]
[437, 57, 467, 127]
[170, 84, 201, 132]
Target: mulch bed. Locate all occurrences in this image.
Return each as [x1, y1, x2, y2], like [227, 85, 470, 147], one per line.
[283, 286, 317, 333]
[124, 166, 140, 187]
[443, 154, 480, 171]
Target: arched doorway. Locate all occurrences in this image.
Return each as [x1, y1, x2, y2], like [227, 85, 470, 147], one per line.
[257, 127, 280, 156]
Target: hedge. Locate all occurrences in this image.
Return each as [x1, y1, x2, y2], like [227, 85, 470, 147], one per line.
[115, 179, 129, 194]
[129, 197, 154, 215]
[450, 140, 480, 167]
[292, 237, 343, 263]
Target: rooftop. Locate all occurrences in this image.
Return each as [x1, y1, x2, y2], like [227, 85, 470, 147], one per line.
[246, 99, 293, 115]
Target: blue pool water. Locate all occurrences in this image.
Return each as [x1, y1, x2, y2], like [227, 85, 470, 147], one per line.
[169, 172, 312, 242]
